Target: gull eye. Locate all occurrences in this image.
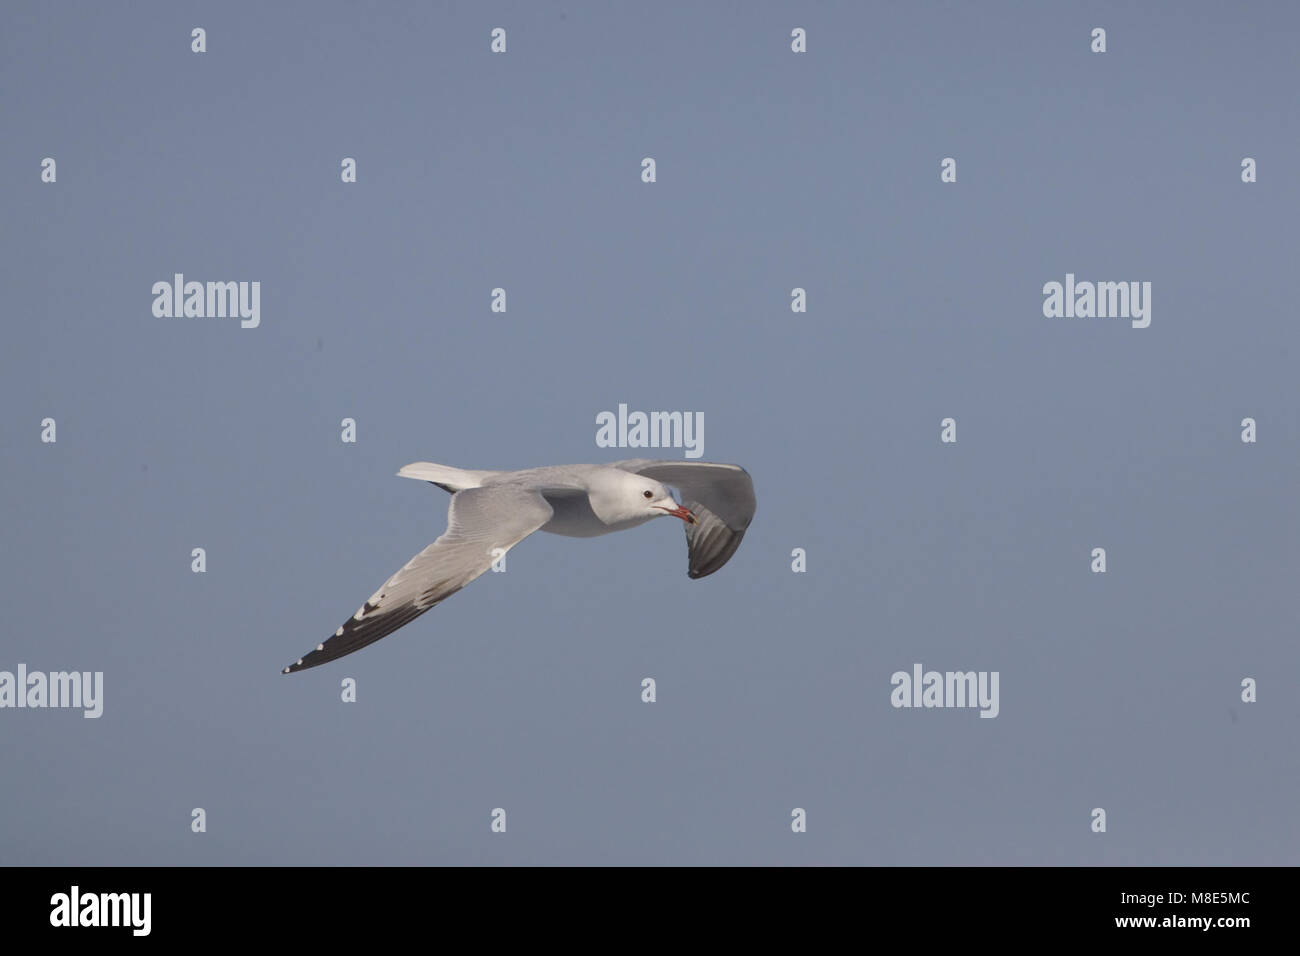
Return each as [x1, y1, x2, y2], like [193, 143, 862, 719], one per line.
[643, 490, 654, 499]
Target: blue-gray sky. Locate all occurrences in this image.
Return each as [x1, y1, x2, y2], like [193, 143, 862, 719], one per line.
[2, 0, 1297, 865]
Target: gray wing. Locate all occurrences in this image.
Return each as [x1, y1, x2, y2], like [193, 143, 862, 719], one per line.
[609, 459, 756, 579]
[282, 485, 553, 673]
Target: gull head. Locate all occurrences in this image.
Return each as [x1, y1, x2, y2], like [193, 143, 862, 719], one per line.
[586, 469, 697, 527]
[595, 471, 695, 525]
[645, 487, 695, 524]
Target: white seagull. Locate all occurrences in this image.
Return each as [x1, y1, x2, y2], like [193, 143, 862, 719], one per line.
[282, 459, 756, 674]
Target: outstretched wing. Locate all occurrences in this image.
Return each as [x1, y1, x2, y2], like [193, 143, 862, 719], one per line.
[609, 459, 756, 578]
[282, 485, 553, 673]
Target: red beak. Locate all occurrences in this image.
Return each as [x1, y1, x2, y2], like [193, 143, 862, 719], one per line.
[655, 504, 696, 524]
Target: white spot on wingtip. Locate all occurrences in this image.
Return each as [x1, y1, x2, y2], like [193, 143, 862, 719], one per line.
[282, 667, 290, 674]
[335, 627, 344, 637]
[316, 643, 324, 651]
[296, 658, 303, 666]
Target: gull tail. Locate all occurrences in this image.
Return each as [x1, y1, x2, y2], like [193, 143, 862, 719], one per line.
[397, 461, 499, 493]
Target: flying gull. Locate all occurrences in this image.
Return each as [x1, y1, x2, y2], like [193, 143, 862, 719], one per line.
[282, 459, 756, 673]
